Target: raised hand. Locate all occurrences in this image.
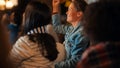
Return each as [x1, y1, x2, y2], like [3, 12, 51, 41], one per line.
[52, 0, 60, 6]
[52, 0, 60, 13]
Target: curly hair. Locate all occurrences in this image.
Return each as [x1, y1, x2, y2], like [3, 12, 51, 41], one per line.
[29, 33, 58, 61]
[83, 2, 120, 42]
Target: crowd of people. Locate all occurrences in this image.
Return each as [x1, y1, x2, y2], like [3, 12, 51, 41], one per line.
[0, 0, 120, 68]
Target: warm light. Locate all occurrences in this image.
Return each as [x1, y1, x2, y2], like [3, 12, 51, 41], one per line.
[0, 0, 18, 10]
[0, 0, 6, 10]
[11, 0, 18, 6]
[6, 1, 14, 9]
[0, 0, 6, 6]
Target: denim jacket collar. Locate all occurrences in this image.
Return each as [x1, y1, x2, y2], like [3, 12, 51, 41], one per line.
[71, 22, 83, 34]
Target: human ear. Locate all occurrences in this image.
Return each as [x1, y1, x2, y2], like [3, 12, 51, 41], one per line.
[77, 11, 83, 17]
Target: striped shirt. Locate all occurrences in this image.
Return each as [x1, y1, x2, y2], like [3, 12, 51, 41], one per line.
[10, 36, 65, 68]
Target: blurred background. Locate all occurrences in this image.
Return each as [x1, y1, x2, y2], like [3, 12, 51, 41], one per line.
[0, 0, 97, 44]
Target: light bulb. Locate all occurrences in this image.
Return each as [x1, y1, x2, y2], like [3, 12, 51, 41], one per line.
[6, 1, 14, 9]
[0, 0, 6, 10]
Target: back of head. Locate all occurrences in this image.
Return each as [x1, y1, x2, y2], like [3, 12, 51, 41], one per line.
[83, 1, 120, 42]
[72, 0, 88, 12]
[23, 0, 51, 34]
[22, 1, 58, 61]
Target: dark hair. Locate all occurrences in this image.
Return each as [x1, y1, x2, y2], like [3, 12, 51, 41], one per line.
[29, 33, 58, 61]
[83, 2, 120, 43]
[23, 0, 51, 34]
[22, 1, 58, 61]
[11, 6, 24, 27]
[72, 0, 87, 12]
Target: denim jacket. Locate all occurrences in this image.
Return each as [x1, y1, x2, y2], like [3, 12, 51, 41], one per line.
[52, 14, 89, 68]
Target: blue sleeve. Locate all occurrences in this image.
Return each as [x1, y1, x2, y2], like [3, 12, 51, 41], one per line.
[55, 34, 89, 68]
[52, 14, 70, 34]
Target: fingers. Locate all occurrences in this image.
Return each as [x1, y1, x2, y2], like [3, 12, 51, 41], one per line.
[52, 0, 60, 13]
[52, 0, 60, 5]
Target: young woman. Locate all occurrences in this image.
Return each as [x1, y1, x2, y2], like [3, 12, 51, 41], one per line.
[10, 1, 65, 68]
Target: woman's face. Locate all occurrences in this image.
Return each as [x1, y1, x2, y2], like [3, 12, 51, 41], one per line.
[66, 3, 80, 24]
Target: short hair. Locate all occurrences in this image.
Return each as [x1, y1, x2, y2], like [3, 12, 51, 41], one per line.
[23, 0, 51, 34]
[83, 2, 120, 42]
[72, 0, 88, 12]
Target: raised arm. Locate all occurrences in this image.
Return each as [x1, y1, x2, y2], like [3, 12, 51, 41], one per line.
[52, 0, 71, 34]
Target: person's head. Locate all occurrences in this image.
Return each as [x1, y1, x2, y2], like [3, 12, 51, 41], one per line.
[83, 2, 120, 44]
[66, 0, 87, 25]
[23, 0, 51, 34]
[22, 0, 58, 61]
